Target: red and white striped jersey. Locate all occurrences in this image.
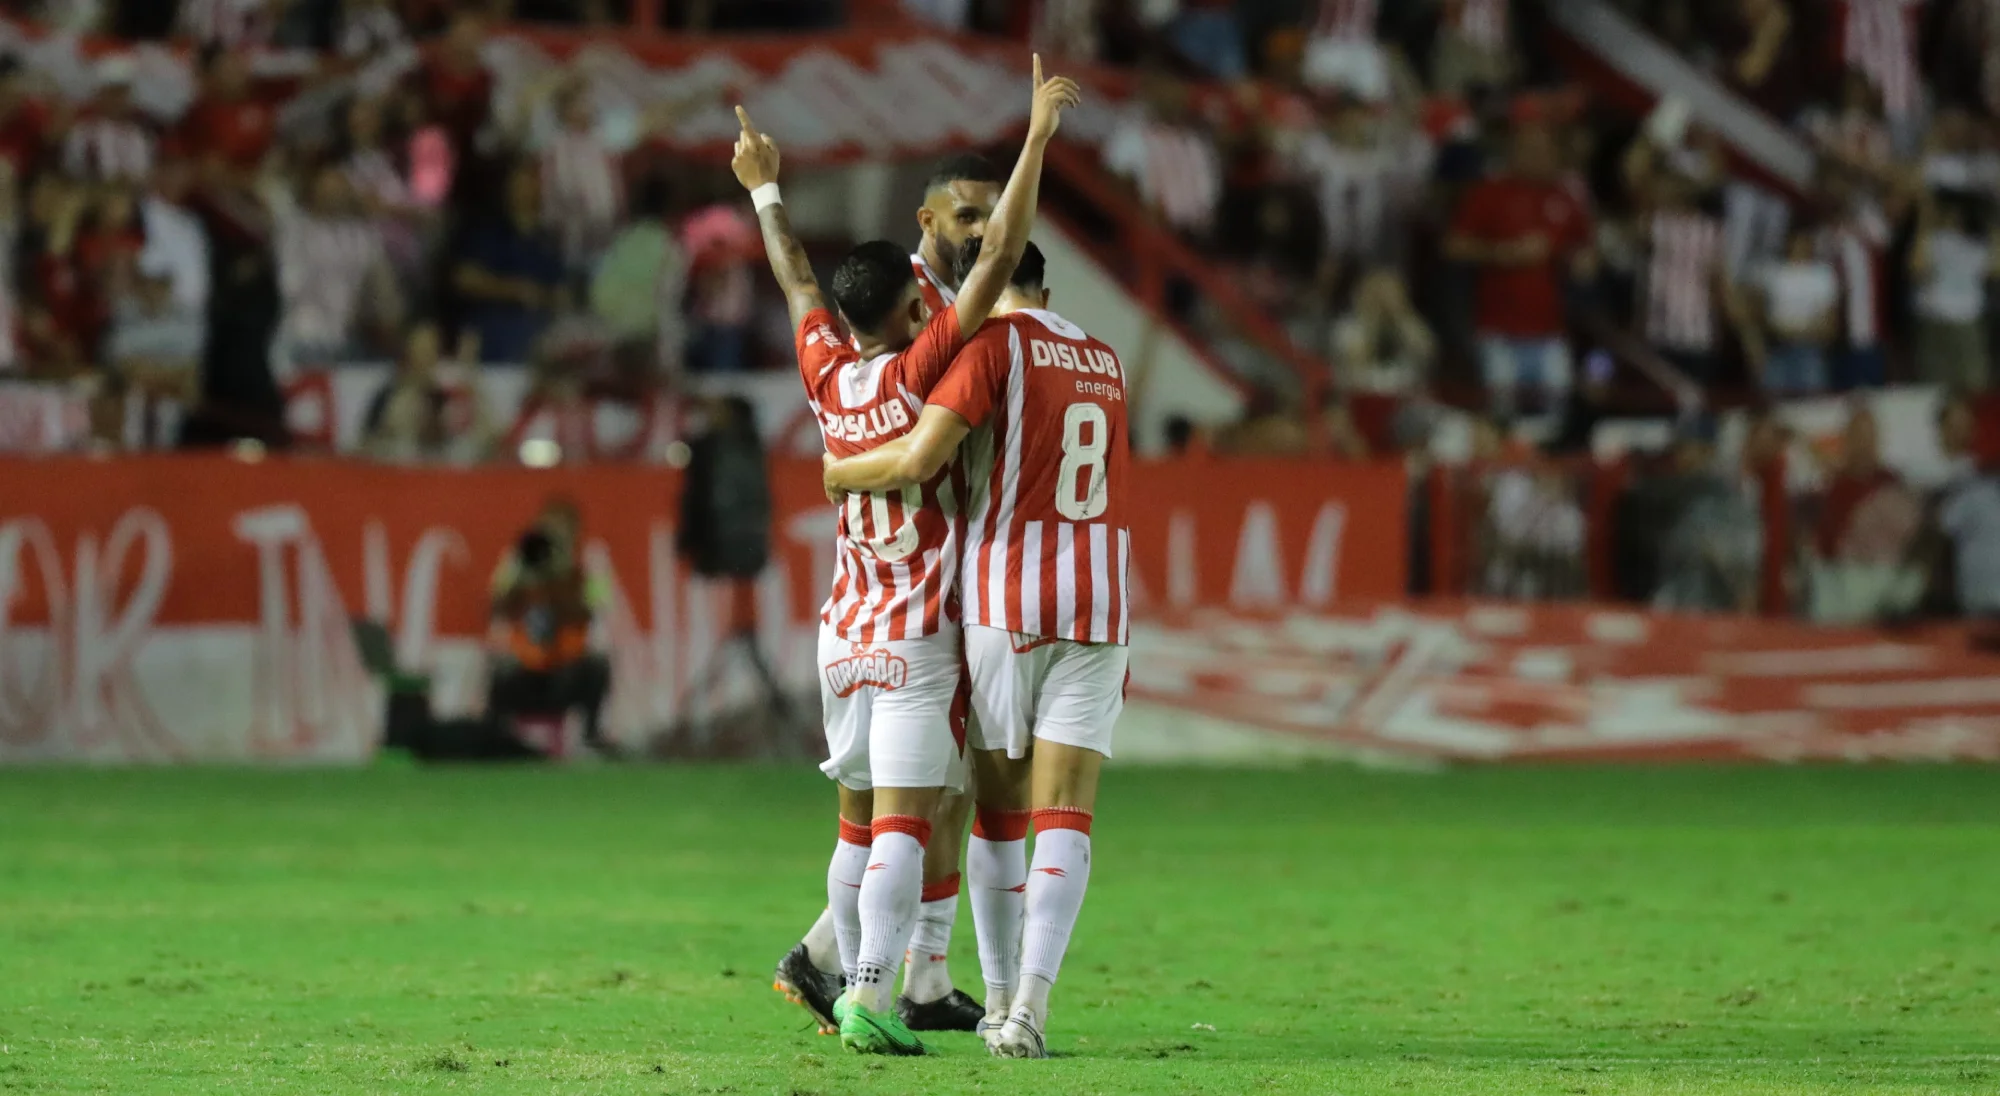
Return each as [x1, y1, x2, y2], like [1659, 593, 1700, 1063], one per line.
[1103, 118, 1223, 234]
[539, 128, 623, 263]
[1818, 204, 1891, 348]
[1640, 210, 1724, 353]
[1315, 0, 1379, 41]
[64, 115, 154, 183]
[913, 253, 955, 313]
[1838, 0, 1925, 120]
[800, 305, 967, 644]
[930, 308, 1130, 646]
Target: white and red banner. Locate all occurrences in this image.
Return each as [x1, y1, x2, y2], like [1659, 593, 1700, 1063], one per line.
[0, 454, 1406, 763]
[0, 20, 1133, 163]
[1133, 603, 2000, 763]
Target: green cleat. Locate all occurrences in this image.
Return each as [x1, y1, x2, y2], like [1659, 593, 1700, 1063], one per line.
[839, 1000, 925, 1056]
[831, 988, 853, 1026]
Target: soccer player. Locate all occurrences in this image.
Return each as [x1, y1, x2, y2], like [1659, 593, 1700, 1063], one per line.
[734, 59, 1080, 1056]
[777, 153, 1011, 1037]
[821, 239, 1131, 1059]
[913, 153, 1003, 313]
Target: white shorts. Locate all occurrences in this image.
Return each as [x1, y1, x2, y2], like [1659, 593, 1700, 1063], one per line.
[817, 623, 966, 792]
[963, 624, 1128, 760]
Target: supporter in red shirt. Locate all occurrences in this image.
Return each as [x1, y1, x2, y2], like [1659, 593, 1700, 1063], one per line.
[1446, 120, 1594, 412]
[0, 58, 56, 176]
[178, 47, 276, 178]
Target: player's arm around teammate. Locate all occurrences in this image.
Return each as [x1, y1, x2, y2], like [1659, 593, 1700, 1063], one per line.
[733, 61, 1086, 1056]
[826, 240, 1130, 1057]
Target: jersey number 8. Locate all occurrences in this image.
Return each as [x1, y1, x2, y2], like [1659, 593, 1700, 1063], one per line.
[1057, 402, 1110, 522]
[846, 484, 923, 562]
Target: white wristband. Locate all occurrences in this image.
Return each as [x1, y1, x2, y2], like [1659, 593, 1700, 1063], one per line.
[751, 183, 782, 212]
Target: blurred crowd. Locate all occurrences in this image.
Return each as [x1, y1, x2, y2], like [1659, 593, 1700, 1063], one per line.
[948, 0, 2000, 624]
[0, 1, 792, 457]
[996, 0, 2000, 421]
[1, 0, 1998, 625]
[1445, 388, 2000, 625]
[2, 0, 847, 36]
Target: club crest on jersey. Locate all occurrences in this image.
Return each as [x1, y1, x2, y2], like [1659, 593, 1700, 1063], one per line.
[825, 647, 909, 697]
[1030, 339, 1121, 380]
[824, 400, 911, 443]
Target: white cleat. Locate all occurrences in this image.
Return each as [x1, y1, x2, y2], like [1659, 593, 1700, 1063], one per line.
[978, 1006, 1009, 1050]
[989, 1006, 1048, 1059]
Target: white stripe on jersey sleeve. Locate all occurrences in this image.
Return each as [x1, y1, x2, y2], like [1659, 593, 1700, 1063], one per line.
[1089, 523, 1111, 642]
[1021, 521, 1043, 635]
[984, 326, 1028, 624]
[1054, 523, 1077, 637]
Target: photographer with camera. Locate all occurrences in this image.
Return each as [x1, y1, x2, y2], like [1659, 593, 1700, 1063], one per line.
[486, 496, 616, 757]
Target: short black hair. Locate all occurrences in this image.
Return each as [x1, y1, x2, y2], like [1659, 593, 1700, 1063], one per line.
[1009, 241, 1045, 291]
[950, 237, 1045, 293]
[925, 153, 1002, 195]
[830, 240, 917, 335]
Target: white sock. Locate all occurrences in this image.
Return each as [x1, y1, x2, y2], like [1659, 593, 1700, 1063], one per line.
[825, 818, 871, 981]
[854, 815, 929, 1012]
[1016, 809, 1093, 1023]
[902, 877, 959, 1003]
[967, 808, 1029, 1010]
[801, 908, 839, 975]
[1016, 972, 1054, 1021]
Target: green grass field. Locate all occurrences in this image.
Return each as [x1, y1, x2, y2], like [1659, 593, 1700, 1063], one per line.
[2, 764, 1997, 1095]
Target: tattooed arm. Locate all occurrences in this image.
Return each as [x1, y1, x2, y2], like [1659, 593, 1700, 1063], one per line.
[731, 106, 824, 329]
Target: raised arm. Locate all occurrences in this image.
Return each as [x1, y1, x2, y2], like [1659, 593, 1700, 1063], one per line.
[824, 405, 974, 494]
[953, 55, 1081, 339]
[731, 106, 824, 330]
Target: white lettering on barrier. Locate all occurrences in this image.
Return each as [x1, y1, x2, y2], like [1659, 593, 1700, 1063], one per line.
[0, 466, 1387, 761]
[0, 509, 173, 757]
[232, 505, 373, 757]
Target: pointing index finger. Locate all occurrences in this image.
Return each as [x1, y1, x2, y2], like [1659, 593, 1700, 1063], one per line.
[1033, 53, 1043, 88]
[734, 105, 756, 134]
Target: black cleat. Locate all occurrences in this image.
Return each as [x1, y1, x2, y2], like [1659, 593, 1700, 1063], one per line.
[772, 943, 843, 1034]
[896, 988, 985, 1032]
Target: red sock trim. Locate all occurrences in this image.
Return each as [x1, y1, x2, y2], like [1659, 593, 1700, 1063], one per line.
[972, 808, 1031, 842]
[838, 818, 872, 847]
[1032, 807, 1093, 836]
[920, 872, 961, 903]
[872, 814, 933, 847]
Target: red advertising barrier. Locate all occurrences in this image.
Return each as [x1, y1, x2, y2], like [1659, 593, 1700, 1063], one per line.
[1132, 603, 2000, 763]
[0, 455, 1406, 762]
